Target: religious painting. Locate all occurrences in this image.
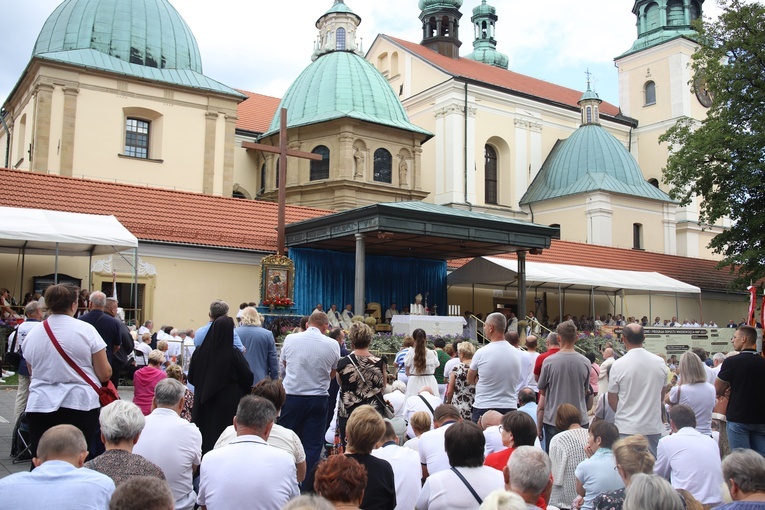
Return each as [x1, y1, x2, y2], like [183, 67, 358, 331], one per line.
[260, 254, 295, 305]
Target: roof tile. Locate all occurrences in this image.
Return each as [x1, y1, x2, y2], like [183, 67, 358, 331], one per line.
[236, 89, 282, 133]
[384, 35, 622, 118]
[0, 168, 330, 253]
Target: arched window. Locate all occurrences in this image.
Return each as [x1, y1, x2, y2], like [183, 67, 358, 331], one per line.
[485, 145, 498, 205]
[645, 2, 660, 31]
[586, 107, 592, 124]
[260, 163, 266, 193]
[648, 178, 659, 188]
[644, 81, 656, 105]
[633, 223, 644, 250]
[373, 149, 392, 183]
[336, 28, 346, 51]
[390, 52, 399, 75]
[441, 16, 450, 36]
[310, 146, 330, 181]
[667, 0, 684, 26]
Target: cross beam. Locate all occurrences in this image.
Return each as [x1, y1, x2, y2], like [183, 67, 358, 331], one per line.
[242, 109, 323, 255]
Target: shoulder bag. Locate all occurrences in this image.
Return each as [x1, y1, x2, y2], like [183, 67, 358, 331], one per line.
[5, 326, 22, 371]
[451, 467, 483, 504]
[348, 353, 395, 419]
[43, 320, 120, 406]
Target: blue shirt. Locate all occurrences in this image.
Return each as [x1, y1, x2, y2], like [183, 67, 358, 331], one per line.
[194, 321, 244, 352]
[235, 325, 279, 382]
[518, 401, 539, 426]
[574, 448, 624, 510]
[0, 460, 115, 509]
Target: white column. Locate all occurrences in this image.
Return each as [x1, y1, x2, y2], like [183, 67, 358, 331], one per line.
[586, 192, 613, 246]
[354, 233, 365, 316]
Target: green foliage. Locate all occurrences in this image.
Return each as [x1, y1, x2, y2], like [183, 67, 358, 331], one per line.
[660, 0, 765, 287]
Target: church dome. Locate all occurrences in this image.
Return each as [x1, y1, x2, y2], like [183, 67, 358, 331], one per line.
[520, 124, 671, 205]
[33, 0, 202, 72]
[263, 51, 430, 138]
[473, 0, 495, 16]
[419, 0, 463, 10]
[466, 47, 508, 69]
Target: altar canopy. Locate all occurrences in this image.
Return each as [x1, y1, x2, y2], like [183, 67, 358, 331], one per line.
[286, 202, 558, 318]
[447, 256, 701, 295]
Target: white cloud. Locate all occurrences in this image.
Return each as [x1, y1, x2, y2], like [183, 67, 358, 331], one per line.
[0, 0, 727, 109]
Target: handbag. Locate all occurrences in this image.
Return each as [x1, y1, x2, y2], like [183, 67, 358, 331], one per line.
[5, 326, 22, 371]
[43, 320, 120, 406]
[347, 354, 395, 419]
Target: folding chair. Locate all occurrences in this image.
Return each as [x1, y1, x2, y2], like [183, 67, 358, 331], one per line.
[12, 412, 32, 463]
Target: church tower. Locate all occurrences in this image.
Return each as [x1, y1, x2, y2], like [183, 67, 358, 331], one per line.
[465, 0, 508, 69]
[419, 0, 463, 59]
[312, 0, 363, 61]
[615, 0, 714, 258]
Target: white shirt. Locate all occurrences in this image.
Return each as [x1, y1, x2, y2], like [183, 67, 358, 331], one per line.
[134, 342, 152, 366]
[608, 347, 668, 435]
[517, 349, 533, 395]
[133, 408, 202, 510]
[214, 423, 306, 466]
[654, 427, 724, 507]
[9, 319, 40, 352]
[198, 434, 298, 510]
[703, 364, 716, 385]
[23, 314, 107, 413]
[405, 391, 441, 438]
[525, 351, 540, 392]
[598, 356, 615, 397]
[138, 325, 151, 337]
[483, 425, 505, 456]
[419, 422, 455, 475]
[416, 465, 505, 510]
[280, 327, 340, 396]
[372, 443, 421, 510]
[386, 389, 407, 418]
[469, 340, 522, 409]
[443, 357, 461, 381]
[667, 382, 715, 435]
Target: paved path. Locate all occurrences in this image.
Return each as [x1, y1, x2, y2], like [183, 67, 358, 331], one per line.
[0, 386, 135, 478]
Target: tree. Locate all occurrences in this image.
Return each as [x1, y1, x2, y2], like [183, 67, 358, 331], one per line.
[660, 0, 765, 288]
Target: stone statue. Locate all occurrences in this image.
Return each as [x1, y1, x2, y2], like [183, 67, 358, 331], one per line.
[398, 156, 408, 186]
[354, 148, 365, 178]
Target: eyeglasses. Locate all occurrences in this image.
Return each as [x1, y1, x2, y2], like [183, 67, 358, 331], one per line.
[498, 425, 504, 433]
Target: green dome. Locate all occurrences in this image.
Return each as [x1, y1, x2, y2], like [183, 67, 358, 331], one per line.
[473, 0, 495, 16]
[520, 124, 672, 205]
[264, 52, 430, 138]
[323, 0, 358, 17]
[33, 0, 202, 72]
[419, 0, 463, 11]
[466, 47, 508, 69]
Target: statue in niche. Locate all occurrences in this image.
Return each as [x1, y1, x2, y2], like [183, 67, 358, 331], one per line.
[398, 156, 408, 186]
[354, 147, 365, 178]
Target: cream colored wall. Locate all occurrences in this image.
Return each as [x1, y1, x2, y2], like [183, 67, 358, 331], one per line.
[0, 253, 92, 300]
[233, 135, 263, 199]
[609, 196, 666, 252]
[526, 195, 588, 243]
[3, 62, 240, 195]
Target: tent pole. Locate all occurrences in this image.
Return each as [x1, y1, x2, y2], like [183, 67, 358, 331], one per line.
[675, 293, 679, 320]
[649, 291, 652, 324]
[590, 287, 595, 329]
[558, 284, 562, 323]
[354, 234, 365, 317]
[54, 243, 59, 284]
[517, 251, 527, 329]
[698, 293, 704, 325]
[19, 246, 26, 302]
[134, 247, 139, 325]
[472, 284, 475, 313]
[88, 250, 93, 292]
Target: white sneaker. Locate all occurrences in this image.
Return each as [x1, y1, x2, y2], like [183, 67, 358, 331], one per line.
[0, 379, 6, 384]
[2, 370, 14, 377]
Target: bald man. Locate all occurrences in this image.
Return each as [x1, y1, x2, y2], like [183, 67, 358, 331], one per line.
[0, 425, 114, 508]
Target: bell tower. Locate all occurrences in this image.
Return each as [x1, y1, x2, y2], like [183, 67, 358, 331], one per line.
[419, 0, 463, 59]
[465, 0, 508, 69]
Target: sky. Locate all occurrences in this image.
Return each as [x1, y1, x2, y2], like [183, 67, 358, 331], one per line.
[0, 0, 728, 108]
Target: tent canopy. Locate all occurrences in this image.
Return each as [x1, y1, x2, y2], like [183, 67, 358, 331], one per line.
[447, 256, 701, 295]
[0, 207, 138, 255]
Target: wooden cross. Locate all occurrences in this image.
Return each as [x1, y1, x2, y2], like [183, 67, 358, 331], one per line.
[242, 108, 322, 255]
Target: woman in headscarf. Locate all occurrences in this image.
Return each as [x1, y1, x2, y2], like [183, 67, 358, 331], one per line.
[188, 315, 253, 455]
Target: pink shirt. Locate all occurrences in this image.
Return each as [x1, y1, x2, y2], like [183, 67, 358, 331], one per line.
[133, 366, 167, 415]
[590, 363, 600, 393]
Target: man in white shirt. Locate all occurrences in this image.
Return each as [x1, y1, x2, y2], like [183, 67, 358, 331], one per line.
[608, 323, 669, 457]
[137, 320, 153, 338]
[385, 303, 400, 323]
[711, 352, 726, 377]
[279, 311, 340, 475]
[654, 405, 724, 507]
[10, 300, 43, 425]
[419, 404, 462, 479]
[467, 313, 522, 422]
[0, 425, 115, 509]
[524, 336, 540, 395]
[404, 387, 441, 438]
[479, 410, 505, 456]
[198, 396, 298, 510]
[372, 421, 421, 510]
[505, 330, 532, 397]
[134, 379, 202, 510]
[691, 347, 717, 384]
[517, 388, 538, 427]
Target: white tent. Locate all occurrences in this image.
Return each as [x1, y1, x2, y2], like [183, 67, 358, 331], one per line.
[0, 207, 137, 255]
[447, 256, 700, 294]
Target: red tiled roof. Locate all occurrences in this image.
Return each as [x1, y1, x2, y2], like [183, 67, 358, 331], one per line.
[236, 89, 282, 134]
[0, 169, 330, 252]
[449, 239, 742, 294]
[384, 36, 622, 118]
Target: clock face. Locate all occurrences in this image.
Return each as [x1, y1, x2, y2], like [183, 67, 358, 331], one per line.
[694, 73, 713, 108]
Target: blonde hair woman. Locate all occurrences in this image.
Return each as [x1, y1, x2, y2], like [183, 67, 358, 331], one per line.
[446, 341, 476, 420]
[665, 351, 715, 435]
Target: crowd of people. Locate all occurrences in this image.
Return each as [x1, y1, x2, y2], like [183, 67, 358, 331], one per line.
[1, 284, 764, 510]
